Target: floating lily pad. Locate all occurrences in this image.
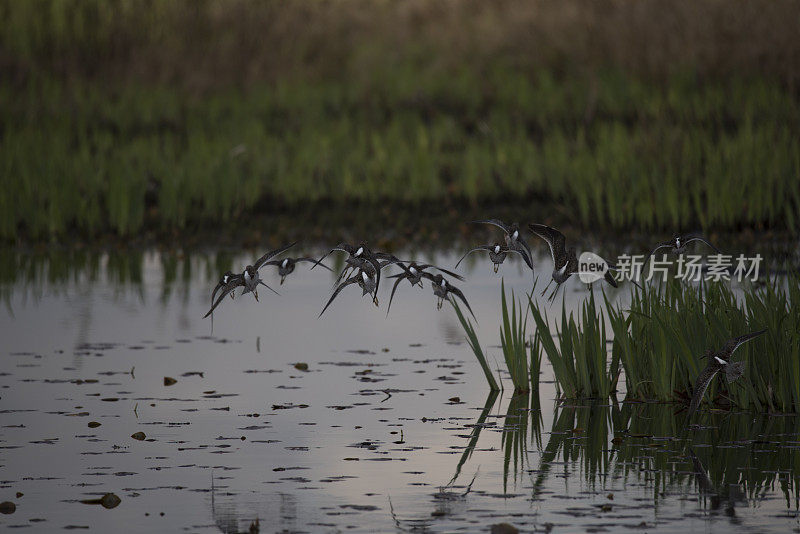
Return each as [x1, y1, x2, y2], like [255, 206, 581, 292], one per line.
[163, 377, 177, 386]
[131, 431, 146, 441]
[0, 501, 15, 514]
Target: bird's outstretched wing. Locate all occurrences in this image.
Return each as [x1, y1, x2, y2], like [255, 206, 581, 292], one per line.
[687, 363, 720, 417]
[729, 329, 767, 355]
[254, 242, 297, 270]
[386, 273, 409, 316]
[373, 251, 403, 265]
[510, 236, 534, 270]
[419, 271, 439, 283]
[318, 274, 360, 317]
[310, 243, 354, 270]
[528, 224, 566, 265]
[416, 263, 465, 281]
[295, 257, 333, 271]
[455, 246, 493, 269]
[447, 285, 476, 320]
[473, 219, 511, 235]
[683, 236, 722, 254]
[257, 280, 280, 295]
[203, 277, 245, 318]
[211, 273, 242, 304]
[642, 240, 674, 269]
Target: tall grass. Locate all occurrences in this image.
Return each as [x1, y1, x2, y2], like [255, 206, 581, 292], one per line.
[3, 1, 800, 240]
[529, 291, 620, 399]
[3, 74, 799, 241]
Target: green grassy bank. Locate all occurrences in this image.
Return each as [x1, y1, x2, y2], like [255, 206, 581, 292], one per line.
[2, 1, 799, 240]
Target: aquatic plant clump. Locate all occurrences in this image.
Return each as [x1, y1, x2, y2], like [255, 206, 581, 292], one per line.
[500, 280, 530, 393]
[610, 278, 800, 413]
[529, 291, 619, 399]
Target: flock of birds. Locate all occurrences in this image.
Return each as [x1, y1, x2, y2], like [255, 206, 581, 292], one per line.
[202, 219, 762, 418]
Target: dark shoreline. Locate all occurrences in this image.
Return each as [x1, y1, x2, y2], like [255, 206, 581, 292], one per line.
[4, 198, 797, 262]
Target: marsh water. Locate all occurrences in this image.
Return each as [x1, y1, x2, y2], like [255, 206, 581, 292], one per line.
[1, 245, 799, 533]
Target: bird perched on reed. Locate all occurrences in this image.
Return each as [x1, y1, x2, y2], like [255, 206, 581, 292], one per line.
[686, 329, 766, 418]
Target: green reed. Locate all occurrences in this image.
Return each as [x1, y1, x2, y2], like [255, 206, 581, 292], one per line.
[529, 291, 619, 399]
[500, 280, 530, 393]
[451, 299, 499, 392]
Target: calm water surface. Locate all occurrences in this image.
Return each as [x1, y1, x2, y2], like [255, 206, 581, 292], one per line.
[1, 247, 798, 532]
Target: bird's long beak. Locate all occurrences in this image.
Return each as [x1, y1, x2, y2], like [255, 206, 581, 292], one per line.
[493, 264, 499, 273]
[254, 290, 259, 302]
[280, 277, 285, 285]
[373, 296, 379, 306]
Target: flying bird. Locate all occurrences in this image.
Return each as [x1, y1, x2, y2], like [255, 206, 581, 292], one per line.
[422, 272, 475, 319]
[473, 219, 534, 270]
[686, 329, 766, 418]
[262, 256, 333, 285]
[386, 262, 464, 315]
[211, 271, 241, 304]
[642, 234, 722, 276]
[455, 242, 529, 273]
[529, 223, 617, 303]
[318, 265, 379, 317]
[203, 243, 295, 318]
[312, 242, 401, 296]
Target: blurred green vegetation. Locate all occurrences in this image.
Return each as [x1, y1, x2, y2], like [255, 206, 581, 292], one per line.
[2, 0, 799, 240]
